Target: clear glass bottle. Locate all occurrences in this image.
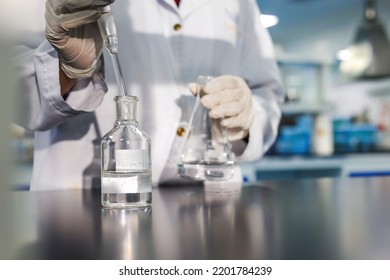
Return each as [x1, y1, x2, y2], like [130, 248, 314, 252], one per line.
[177, 76, 235, 181]
[101, 95, 152, 208]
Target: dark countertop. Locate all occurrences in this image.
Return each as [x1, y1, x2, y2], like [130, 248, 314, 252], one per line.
[3, 177, 390, 260]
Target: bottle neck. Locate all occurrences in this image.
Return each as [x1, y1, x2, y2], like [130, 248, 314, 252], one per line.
[114, 95, 138, 121]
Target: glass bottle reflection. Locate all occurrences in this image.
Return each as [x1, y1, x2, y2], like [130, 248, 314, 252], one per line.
[101, 208, 153, 259]
[83, 139, 102, 189]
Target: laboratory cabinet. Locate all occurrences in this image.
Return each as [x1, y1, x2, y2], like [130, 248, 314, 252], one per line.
[273, 58, 334, 157]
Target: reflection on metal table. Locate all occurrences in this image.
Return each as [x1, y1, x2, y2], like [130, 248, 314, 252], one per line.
[3, 177, 390, 259]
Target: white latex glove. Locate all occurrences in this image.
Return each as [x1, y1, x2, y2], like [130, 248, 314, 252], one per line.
[45, 0, 114, 78]
[189, 75, 255, 141]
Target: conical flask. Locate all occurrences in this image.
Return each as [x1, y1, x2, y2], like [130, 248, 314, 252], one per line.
[177, 76, 235, 181]
[101, 95, 152, 208]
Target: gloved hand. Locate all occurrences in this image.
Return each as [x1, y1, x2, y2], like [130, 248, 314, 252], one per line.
[189, 75, 255, 141]
[45, 0, 114, 78]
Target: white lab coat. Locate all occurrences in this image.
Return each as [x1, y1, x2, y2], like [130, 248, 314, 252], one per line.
[14, 0, 284, 190]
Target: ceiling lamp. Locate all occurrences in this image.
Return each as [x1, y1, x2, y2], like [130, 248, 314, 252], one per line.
[339, 0, 390, 79]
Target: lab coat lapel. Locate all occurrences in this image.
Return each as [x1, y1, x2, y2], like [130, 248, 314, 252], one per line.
[158, 0, 215, 18]
[159, 0, 179, 12]
[180, 0, 214, 19]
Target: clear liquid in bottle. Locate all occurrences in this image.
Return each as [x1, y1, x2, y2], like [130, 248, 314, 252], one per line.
[101, 170, 152, 208]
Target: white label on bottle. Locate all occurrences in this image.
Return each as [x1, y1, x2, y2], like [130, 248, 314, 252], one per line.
[116, 149, 147, 171]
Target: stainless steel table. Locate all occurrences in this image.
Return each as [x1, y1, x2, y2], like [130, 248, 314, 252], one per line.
[3, 177, 390, 259]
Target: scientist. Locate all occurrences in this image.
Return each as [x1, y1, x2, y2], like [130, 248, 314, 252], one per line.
[14, 0, 284, 190]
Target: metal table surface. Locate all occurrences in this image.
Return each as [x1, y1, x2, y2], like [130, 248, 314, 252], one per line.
[3, 177, 390, 260]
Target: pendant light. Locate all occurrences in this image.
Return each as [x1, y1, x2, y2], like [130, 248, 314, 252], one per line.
[339, 0, 390, 79]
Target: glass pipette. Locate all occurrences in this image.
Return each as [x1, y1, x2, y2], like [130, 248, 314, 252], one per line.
[97, 6, 128, 97]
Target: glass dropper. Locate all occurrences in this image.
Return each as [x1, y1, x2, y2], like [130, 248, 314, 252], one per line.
[97, 6, 128, 97]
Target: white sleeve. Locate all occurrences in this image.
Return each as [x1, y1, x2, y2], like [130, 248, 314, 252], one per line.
[235, 0, 284, 162]
[13, 40, 107, 131]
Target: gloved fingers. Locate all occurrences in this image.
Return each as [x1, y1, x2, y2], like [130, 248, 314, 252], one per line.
[211, 123, 249, 142]
[221, 110, 254, 130]
[189, 82, 219, 97]
[201, 88, 241, 109]
[46, 1, 102, 30]
[205, 75, 243, 93]
[221, 116, 243, 128]
[208, 91, 250, 118]
[226, 127, 249, 142]
[61, 23, 102, 61]
[188, 83, 198, 96]
[209, 101, 245, 119]
[48, 0, 115, 14]
[60, 9, 102, 29]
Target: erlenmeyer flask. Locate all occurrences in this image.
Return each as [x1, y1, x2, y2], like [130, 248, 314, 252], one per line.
[177, 76, 235, 181]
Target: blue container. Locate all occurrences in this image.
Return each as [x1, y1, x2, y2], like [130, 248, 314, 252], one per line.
[333, 119, 377, 152]
[275, 115, 312, 155]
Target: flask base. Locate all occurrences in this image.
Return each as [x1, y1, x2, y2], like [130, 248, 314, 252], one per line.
[177, 161, 234, 181]
[102, 192, 152, 209]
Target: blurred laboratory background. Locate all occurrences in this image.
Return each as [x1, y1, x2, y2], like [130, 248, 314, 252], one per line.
[6, 0, 390, 188]
[240, 0, 390, 182]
